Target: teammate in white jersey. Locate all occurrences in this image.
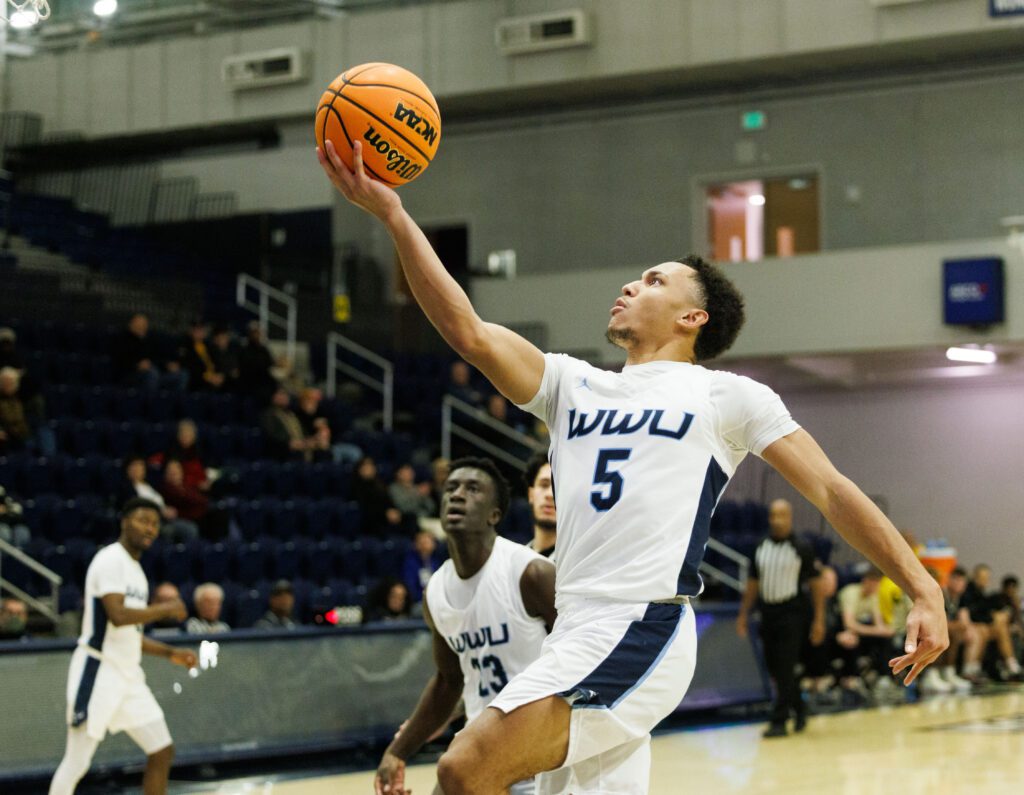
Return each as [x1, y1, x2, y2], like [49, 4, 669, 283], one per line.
[375, 457, 556, 795]
[49, 498, 197, 795]
[318, 140, 948, 795]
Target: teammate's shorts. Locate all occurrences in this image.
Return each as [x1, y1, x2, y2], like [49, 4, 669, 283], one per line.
[66, 646, 168, 745]
[489, 598, 697, 795]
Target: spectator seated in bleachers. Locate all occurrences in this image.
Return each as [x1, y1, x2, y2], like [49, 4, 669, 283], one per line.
[0, 596, 30, 641]
[111, 313, 185, 391]
[402, 528, 444, 604]
[388, 463, 436, 522]
[0, 366, 55, 457]
[261, 386, 330, 463]
[0, 484, 30, 548]
[238, 321, 278, 403]
[181, 319, 226, 392]
[254, 580, 299, 631]
[446, 359, 482, 407]
[293, 387, 339, 464]
[428, 457, 449, 516]
[835, 568, 894, 700]
[208, 325, 241, 392]
[351, 456, 403, 536]
[960, 564, 1022, 682]
[922, 567, 973, 693]
[186, 582, 231, 634]
[120, 456, 198, 543]
[997, 575, 1023, 664]
[363, 577, 412, 624]
[150, 419, 211, 491]
[0, 326, 26, 372]
[149, 582, 186, 637]
[159, 459, 221, 541]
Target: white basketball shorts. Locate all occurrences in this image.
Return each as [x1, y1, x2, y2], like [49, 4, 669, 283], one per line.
[66, 646, 168, 746]
[489, 598, 697, 795]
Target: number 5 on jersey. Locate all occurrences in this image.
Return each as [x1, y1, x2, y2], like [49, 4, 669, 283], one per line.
[591, 449, 631, 511]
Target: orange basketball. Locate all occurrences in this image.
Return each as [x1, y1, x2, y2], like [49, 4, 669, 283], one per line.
[315, 63, 441, 187]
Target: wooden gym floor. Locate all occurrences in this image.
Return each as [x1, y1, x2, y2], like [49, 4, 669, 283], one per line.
[169, 690, 1023, 795]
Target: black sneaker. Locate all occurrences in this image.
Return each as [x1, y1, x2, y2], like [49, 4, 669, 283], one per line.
[763, 723, 788, 738]
[794, 713, 808, 733]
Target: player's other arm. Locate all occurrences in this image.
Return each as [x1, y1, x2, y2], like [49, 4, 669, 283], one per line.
[761, 429, 948, 683]
[735, 576, 758, 638]
[101, 593, 187, 628]
[141, 636, 197, 668]
[376, 599, 464, 795]
[520, 558, 557, 632]
[317, 140, 544, 405]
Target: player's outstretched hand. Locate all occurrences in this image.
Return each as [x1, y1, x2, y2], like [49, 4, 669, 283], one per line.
[375, 751, 409, 795]
[169, 648, 198, 669]
[888, 592, 949, 685]
[317, 139, 402, 223]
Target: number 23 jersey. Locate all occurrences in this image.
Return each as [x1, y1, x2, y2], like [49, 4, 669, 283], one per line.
[517, 354, 800, 604]
[425, 537, 549, 723]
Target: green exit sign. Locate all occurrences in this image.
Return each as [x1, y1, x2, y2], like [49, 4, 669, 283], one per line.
[741, 110, 766, 131]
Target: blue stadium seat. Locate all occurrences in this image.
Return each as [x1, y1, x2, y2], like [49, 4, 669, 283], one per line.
[22, 494, 62, 539]
[199, 542, 230, 582]
[303, 500, 332, 541]
[337, 540, 370, 584]
[160, 543, 197, 585]
[372, 537, 407, 579]
[326, 578, 356, 608]
[52, 500, 85, 543]
[24, 457, 57, 494]
[302, 540, 336, 585]
[233, 542, 267, 585]
[41, 545, 76, 582]
[59, 583, 83, 613]
[60, 458, 96, 497]
[144, 391, 176, 422]
[270, 541, 301, 581]
[235, 500, 270, 541]
[271, 463, 300, 499]
[232, 588, 266, 629]
[334, 502, 362, 538]
[266, 500, 300, 540]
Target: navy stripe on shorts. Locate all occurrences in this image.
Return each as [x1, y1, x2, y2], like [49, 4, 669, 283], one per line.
[558, 602, 685, 710]
[71, 655, 101, 728]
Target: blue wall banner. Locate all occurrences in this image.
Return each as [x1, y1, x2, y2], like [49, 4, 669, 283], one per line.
[990, 0, 1024, 17]
[943, 257, 1005, 325]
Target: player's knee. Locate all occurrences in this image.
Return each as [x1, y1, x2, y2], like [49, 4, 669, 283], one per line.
[435, 742, 480, 795]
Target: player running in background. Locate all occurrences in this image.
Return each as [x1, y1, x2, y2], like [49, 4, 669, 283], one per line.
[375, 457, 556, 795]
[319, 140, 947, 795]
[49, 498, 197, 795]
[523, 453, 556, 558]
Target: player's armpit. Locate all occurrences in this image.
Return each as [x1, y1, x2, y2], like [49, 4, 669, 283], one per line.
[462, 322, 546, 407]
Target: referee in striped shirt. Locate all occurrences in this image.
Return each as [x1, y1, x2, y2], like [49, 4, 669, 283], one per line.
[736, 499, 825, 737]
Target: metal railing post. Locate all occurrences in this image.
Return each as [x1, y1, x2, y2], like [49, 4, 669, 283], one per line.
[382, 365, 394, 433]
[236, 274, 297, 368]
[325, 332, 395, 433]
[440, 395, 545, 471]
[441, 399, 452, 461]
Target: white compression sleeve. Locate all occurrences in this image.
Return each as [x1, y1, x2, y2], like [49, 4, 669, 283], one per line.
[48, 727, 100, 795]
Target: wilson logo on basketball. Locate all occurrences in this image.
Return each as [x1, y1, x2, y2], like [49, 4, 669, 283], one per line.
[363, 125, 423, 180]
[393, 102, 438, 146]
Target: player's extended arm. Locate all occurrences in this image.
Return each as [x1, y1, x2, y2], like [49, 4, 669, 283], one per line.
[141, 636, 197, 668]
[520, 558, 557, 632]
[735, 576, 758, 638]
[317, 140, 545, 405]
[761, 429, 948, 683]
[101, 593, 186, 628]
[376, 600, 465, 795]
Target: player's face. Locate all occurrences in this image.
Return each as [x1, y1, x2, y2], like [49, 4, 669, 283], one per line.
[607, 262, 700, 348]
[528, 463, 556, 529]
[121, 508, 160, 553]
[441, 467, 500, 534]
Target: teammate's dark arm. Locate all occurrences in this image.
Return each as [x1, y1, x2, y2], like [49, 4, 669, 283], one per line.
[141, 636, 197, 668]
[762, 429, 948, 684]
[376, 599, 465, 794]
[735, 576, 758, 639]
[317, 139, 545, 404]
[101, 592, 187, 628]
[809, 574, 827, 646]
[520, 558, 557, 632]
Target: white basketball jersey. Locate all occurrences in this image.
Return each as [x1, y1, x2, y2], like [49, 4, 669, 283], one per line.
[517, 354, 799, 604]
[78, 542, 149, 672]
[425, 537, 550, 722]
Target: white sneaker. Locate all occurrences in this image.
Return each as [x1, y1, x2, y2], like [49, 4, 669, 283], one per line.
[941, 668, 973, 692]
[922, 668, 953, 694]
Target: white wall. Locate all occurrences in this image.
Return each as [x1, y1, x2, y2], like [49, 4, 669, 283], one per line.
[726, 378, 1024, 582]
[472, 237, 1023, 362]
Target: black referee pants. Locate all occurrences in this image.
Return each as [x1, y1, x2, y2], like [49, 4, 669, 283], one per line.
[759, 602, 809, 725]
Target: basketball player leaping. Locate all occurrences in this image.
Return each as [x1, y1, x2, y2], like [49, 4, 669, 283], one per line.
[49, 498, 197, 795]
[375, 457, 556, 795]
[319, 140, 948, 795]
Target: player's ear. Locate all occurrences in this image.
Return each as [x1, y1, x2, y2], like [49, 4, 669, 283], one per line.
[489, 506, 502, 527]
[677, 308, 708, 332]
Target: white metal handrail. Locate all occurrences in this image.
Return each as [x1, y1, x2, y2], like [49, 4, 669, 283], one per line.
[236, 273, 297, 365]
[0, 537, 62, 623]
[326, 331, 394, 432]
[699, 537, 751, 594]
[442, 395, 545, 472]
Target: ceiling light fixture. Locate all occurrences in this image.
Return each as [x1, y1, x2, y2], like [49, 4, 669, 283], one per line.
[945, 346, 997, 364]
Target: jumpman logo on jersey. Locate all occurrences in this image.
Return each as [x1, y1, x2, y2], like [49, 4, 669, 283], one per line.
[576, 376, 592, 391]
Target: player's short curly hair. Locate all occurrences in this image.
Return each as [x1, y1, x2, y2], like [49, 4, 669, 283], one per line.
[448, 456, 511, 521]
[522, 452, 550, 491]
[121, 496, 162, 519]
[676, 255, 746, 362]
